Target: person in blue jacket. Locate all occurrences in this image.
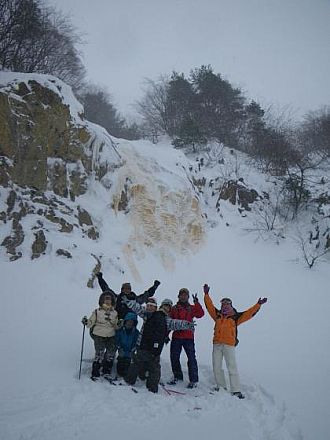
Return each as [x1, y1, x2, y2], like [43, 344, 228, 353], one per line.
[115, 312, 140, 377]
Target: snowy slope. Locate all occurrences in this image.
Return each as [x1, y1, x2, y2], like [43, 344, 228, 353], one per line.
[1, 207, 329, 440]
[1, 74, 330, 440]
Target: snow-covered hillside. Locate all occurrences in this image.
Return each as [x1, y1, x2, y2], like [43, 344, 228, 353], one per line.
[1, 73, 330, 440]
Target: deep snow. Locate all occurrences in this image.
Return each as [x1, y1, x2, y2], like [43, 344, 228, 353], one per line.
[1, 218, 329, 440]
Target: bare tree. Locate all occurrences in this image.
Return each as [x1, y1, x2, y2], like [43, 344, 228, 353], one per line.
[0, 0, 85, 89]
[135, 76, 170, 140]
[295, 227, 330, 268]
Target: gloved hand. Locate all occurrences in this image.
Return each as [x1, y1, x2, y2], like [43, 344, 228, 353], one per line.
[81, 316, 88, 325]
[164, 336, 170, 345]
[203, 284, 210, 294]
[117, 318, 124, 328]
[153, 280, 161, 288]
[258, 297, 267, 305]
[96, 272, 103, 279]
[188, 321, 197, 330]
[122, 296, 130, 305]
[192, 293, 199, 303]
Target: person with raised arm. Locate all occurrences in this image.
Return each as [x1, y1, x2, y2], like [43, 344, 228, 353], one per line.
[203, 283, 267, 399]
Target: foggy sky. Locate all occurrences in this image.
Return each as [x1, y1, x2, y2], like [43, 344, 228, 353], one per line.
[52, 0, 330, 119]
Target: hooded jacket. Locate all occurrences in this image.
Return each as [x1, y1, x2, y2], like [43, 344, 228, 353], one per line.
[204, 293, 261, 346]
[115, 312, 140, 358]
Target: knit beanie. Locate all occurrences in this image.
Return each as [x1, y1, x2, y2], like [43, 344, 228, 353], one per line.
[161, 298, 173, 307]
[146, 297, 158, 307]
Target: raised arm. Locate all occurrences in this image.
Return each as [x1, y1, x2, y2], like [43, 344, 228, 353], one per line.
[203, 284, 217, 321]
[96, 273, 117, 297]
[136, 280, 161, 304]
[125, 299, 148, 319]
[236, 303, 261, 326]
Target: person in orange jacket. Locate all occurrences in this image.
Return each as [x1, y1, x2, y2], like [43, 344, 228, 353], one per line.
[203, 284, 267, 399]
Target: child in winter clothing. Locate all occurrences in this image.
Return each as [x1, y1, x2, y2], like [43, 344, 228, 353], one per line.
[115, 312, 140, 377]
[203, 283, 267, 399]
[82, 291, 118, 379]
[169, 288, 204, 388]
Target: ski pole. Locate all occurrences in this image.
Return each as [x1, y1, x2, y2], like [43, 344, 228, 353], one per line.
[78, 324, 86, 380]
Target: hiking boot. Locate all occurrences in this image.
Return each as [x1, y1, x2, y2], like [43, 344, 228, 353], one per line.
[213, 386, 227, 392]
[91, 361, 101, 378]
[102, 359, 113, 376]
[167, 377, 179, 385]
[187, 382, 197, 389]
[232, 391, 245, 399]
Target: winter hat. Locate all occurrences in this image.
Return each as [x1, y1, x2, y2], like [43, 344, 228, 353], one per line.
[178, 288, 190, 297]
[124, 312, 138, 324]
[221, 297, 232, 305]
[161, 298, 173, 307]
[121, 282, 132, 291]
[98, 291, 115, 307]
[146, 297, 158, 307]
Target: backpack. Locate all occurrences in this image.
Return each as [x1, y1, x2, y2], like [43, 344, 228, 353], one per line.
[89, 309, 98, 339]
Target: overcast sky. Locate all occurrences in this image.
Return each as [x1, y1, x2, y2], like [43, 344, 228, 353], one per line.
[52, 0, 330, 119]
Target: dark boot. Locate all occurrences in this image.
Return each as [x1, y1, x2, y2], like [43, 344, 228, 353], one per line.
[102, 359, 113, 376]
[232, 391, 245, 399]
[91, 361, 101, 379]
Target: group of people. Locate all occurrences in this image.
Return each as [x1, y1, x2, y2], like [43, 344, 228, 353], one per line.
[82, 273, 267, 397]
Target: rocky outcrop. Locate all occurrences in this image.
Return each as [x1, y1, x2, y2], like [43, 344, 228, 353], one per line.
[0, 73, 122, 262]
[0, 76, 91, 198]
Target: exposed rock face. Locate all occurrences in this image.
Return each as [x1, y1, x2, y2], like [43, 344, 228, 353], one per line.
[217, 179, 259, 211]
[0, 187, 99, 261]
[31, 230, 47, 259]
[0, 77, 91, 196]
[0, 73, 122, 262]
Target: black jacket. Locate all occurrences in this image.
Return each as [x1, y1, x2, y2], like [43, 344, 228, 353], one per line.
[139, 311, 167, 356]
[97, 274, 158, 320]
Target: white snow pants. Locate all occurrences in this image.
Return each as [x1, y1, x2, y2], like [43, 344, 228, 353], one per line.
[212, 343, 240, 393]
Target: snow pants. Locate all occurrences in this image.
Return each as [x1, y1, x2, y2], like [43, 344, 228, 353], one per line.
[170, 338, 198, 383]
[125, 349, 161, 393]
[212, 343, 240, 393]
[92, 335, 117, 376]
[116, 356, 131, 377]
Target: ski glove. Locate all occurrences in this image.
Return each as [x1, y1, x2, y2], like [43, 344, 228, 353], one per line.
[81, 316, 88, 325]
[203, 284, 210, 294]
[192, 293, 199, 303]
[188, 321, 197, 330]
[258, 297, 267, 305]
[164, 336, 170, 345]
[153, 280, 161, 288]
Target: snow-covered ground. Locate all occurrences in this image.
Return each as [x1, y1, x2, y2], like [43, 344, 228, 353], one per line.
[1, 217, 329, 440]
[1, 73, 329, 439]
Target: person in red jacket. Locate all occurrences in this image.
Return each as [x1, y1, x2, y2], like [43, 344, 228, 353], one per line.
[168, 288, 204, 388]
